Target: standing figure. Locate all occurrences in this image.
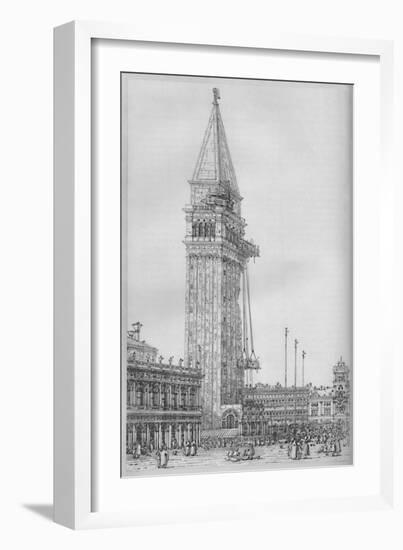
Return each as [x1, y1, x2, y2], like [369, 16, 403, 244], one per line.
[160, 446, 169, 468]
[287, 439, 292, 458]
[133, 440, 141, 459]
[335, 433, 342, 455]
[302, 437, 310, 459]
[190, 440, 197, 456]
[155, 448, 162, 469]
[290, 438, 298, 460]
[296, 439, 302, 460]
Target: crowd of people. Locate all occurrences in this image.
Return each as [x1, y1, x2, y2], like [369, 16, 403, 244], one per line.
[129, 439, 199, 469]
[225, 443, 258, 462]
[286, 425, 348, 460]
[128, 424, 349, 468]
[200, 436, 276, 450]
[155, 439, 198, 468]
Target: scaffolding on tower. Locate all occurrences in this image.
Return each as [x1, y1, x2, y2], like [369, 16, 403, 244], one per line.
[239, 264, 260, 386]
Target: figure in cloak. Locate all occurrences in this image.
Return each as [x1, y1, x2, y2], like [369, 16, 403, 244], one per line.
[302, 437, 311, 459]
[287, 438, 292, 458]
[297, 439, 303, 460]
[335, 434, 342, 456]
[184, 440, 191, 457]
[160, 446, 169, 468]
[190, 441, 197, 456]
[290, 438, 298, 460]
[133, 440, 141, 459]
[155, 448, 161, 469]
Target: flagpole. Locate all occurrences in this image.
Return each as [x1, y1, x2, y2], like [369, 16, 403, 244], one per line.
[284, 327, 289, 388]
[294, 339, 298, 429]
[302, 350, 307, 425]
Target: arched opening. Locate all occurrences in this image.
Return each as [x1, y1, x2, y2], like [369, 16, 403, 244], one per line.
[224, 413, 235, 429]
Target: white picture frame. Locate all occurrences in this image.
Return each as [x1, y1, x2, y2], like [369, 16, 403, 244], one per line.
[54, 20, 395, 529]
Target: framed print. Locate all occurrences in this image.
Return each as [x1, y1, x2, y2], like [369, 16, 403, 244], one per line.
[54, 21, 395, 529]
[121, 73, 353, 478]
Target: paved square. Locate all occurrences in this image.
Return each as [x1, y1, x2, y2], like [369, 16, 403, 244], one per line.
[125, 443, 352, 475]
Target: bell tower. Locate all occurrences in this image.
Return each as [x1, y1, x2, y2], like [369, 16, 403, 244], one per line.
[183, 89, 259, 429]
[332, 357, 351, 427]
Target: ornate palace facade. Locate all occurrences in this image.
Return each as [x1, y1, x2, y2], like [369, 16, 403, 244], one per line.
[183, 88, 259, 429]
[126, 323, 203, 451]
[243, 384, 311, 436]
[238, 358, 351, 437]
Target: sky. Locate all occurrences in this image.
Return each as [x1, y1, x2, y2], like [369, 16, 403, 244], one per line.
[122, 73, 353, 388]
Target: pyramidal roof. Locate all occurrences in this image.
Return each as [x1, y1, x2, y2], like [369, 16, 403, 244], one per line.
[192, 88, 240, 196]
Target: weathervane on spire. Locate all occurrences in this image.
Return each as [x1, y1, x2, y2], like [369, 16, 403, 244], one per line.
[212, 87, 220, 105]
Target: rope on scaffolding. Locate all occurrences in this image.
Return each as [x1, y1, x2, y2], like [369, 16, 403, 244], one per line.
[246, 266, 255, 356]
[242, 268, 249, 385]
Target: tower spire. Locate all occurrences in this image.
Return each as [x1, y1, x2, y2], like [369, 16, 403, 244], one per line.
[191, 88, 240, 196]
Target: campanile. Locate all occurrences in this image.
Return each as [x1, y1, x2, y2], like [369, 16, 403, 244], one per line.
[184, 89, 259, 429]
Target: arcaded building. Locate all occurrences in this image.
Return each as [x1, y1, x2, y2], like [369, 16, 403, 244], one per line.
[240, 358, 351, 436]
[243, 384, 311, 436]
[126, 323, 203, 451]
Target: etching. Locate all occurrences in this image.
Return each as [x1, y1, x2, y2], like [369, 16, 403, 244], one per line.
[122, 79, 353, 476]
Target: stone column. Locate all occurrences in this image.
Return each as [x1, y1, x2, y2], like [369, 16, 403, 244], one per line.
[168, 424, 172, 448]
[146, 424, 150, 447]
[132, 381, 136, 406]
[158, 423, 162, 449]
[150, 384, 154, 408]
